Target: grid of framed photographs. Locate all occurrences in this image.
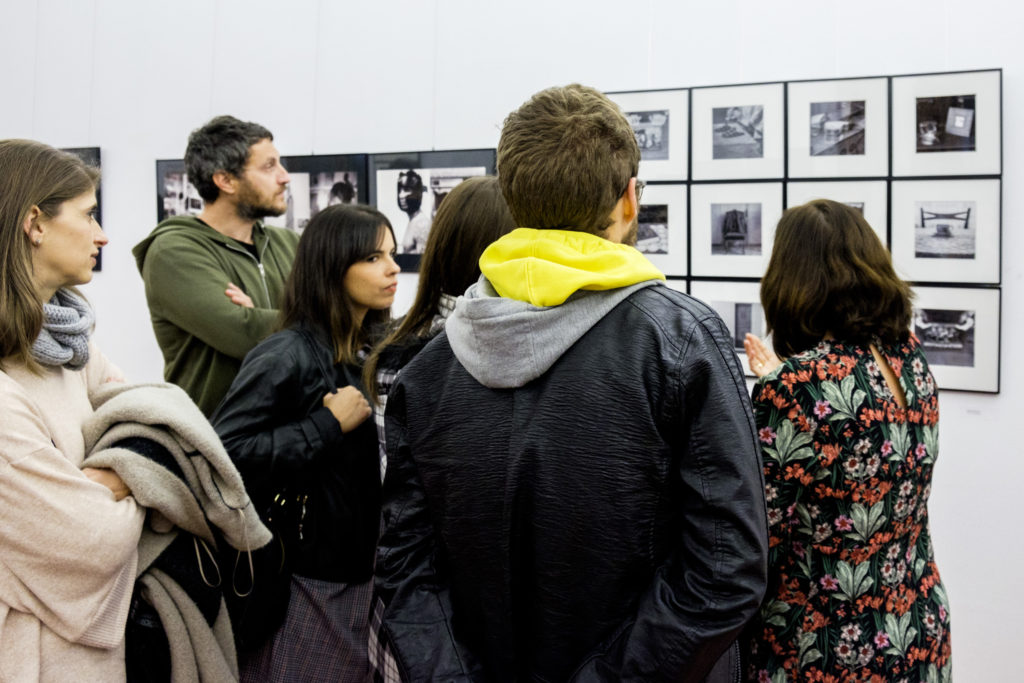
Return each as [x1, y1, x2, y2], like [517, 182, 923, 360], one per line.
[608, 67, 1002, 392]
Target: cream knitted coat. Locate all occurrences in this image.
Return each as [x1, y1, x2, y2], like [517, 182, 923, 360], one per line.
[0, 344, 145, 682]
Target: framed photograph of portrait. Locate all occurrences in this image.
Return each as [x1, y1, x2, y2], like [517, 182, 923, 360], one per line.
[635, 183, 687, 276]
[787, 77, 889, 178]
[892, 70, 1001, 176]
[689, 280, 766, 376]
[606, 89, 689, 181]
[786, 180, 888, 246]
[155, 159, 205, 223]
[890, 179, 1000, 284]
[264, 154, 368, 233]
[369, 149, 495, 271]
[63, 147, 103, 270]
[912, 285, 999, 393]
[690, 182, 783, 277]
[691, 83, 784, 180]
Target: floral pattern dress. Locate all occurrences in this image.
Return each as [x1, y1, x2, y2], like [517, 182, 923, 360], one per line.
[745, 337, 951, 683]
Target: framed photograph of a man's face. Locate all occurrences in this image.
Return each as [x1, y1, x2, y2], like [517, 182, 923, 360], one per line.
[635, 183, 687, 276]
[912, 286, 999, 393]
[606, 89, 689, 181]
[63, 147, 103, 270]
[263, 154, 368, 233]
[691, 83, 784, 180]
[156, 159, 205, 223]
[786, 180, 888, 247]
[369, 149, 495, 271]
[891, 179, 1000, 284]
[892, 70, 1001, 176]
[689, 280, 766, 376]
[787, 77, 889, 178]
[690, 182, 783, 277]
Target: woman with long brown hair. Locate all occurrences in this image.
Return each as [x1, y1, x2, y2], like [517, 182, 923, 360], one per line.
[213, 204, 400, 681]
[743, 200, 951, 681]
[0, 139, 144, 680]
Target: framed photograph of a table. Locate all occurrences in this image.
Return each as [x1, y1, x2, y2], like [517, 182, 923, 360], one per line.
[690, 182, 783, 277]
[787, 77, 888, 178]
[263, 154, 368, 233]
[689, 280, 766, 376]
[891, 179, 1000, 284]
[606, 89, 689, 181]
[786, 180, 888, 246]
[635, 183, 687, 276]
[892, 70, 1001, 177]
[369, 149, 495, 270]
[63, 147, 103, 270]
[692, 83, 784, 180]
[155, 159, 205, 223]
[912, 286, 999, 393]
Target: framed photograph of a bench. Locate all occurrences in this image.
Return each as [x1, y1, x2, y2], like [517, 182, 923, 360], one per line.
[891, 179, 1000, 284]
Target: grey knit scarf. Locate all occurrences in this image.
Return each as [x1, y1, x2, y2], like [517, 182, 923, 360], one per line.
[31, 289, 94, 370]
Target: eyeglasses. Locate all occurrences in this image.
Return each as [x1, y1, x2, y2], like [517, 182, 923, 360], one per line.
[635, 179, 646, 203]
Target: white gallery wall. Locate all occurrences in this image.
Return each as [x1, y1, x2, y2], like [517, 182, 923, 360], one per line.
[1, 0, 1020, 677]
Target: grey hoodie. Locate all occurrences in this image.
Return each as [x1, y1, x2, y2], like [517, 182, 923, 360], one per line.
[445, 276, 662, 389]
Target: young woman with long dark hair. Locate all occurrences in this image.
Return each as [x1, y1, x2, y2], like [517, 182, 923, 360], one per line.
[213, 204, 399, 682]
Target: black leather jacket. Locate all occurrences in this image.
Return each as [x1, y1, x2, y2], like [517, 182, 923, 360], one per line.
[376, 285, 769, 682]
[212, 326, 380, 583]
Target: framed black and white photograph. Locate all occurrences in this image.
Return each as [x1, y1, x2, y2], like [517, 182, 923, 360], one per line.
[912, 286, 999, 392]
[264, 154, 368, 233]
[369, 149, 495, 270]
[786, 180, 888, 246]
[635, 183, 687, 276]
[663, 279, 688, 295]
[606, 89, 689, 181]
[787, 77, 889, 178]
[891, 179, 1000, 284]
[155, 159, 204, 223]
[64, 147, 103, 270]
[692, 83, 784, 180]
[892, 70, 1001, 176]
[690, 182, 783, 277]
[689, 280, 766, 376]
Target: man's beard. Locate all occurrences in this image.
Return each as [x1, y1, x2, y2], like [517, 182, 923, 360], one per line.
[236, 182, 286, 221]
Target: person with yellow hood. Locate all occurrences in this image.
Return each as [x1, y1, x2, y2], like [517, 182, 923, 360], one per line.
[374, 84, 769, 683]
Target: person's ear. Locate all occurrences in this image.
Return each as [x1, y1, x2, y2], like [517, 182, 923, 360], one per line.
[23, 206, 43, 242]
[623, 177, 638, 221]
[213, 171, 238, 196]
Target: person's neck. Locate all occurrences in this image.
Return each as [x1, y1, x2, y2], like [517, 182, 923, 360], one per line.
[198, 201, 256, 244]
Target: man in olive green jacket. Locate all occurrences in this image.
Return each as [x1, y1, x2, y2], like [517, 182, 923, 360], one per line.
[134, 116, 299, 416]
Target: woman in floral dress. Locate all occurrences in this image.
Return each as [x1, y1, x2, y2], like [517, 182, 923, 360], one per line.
[743, 200, 951, 682]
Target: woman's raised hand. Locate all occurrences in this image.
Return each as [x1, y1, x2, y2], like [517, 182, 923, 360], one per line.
[322, 386, 372, 433]
[744, 333, 782, 378]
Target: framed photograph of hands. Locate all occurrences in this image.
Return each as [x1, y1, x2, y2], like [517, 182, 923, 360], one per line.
[892, 70, 1001, 176]
[692, 83, 784, 180]
[689, 280, 766, 377]
[690, 182, 783, 277]
[635, 183, 687, 276]
[369, 149, 495, 271]
[891, 179, 1000, 284]
[787, 77, 889, 178]
[912, 286, 999, 393]
[606, 88, 689, 181]
[786, 180, 888, 246]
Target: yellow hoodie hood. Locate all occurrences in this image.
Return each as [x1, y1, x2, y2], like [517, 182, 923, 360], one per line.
[478, 228, 665, 307]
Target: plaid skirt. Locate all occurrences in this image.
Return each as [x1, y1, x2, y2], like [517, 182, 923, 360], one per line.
[240, 574, 372, 682]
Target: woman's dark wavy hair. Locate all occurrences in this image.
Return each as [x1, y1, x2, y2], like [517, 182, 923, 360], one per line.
[279, 204, 394, 364]
[761, 199, 913, 357]
[363, 176, 515, 403]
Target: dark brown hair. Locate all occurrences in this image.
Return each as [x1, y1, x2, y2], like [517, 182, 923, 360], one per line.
[185, 115, 273, 202]
[279, 204, 394, 364]
[497, 84, 639, 235]
[363, 176, 515, 403]
[761, 199, 913, 357]
[0, 139, 99, 371]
